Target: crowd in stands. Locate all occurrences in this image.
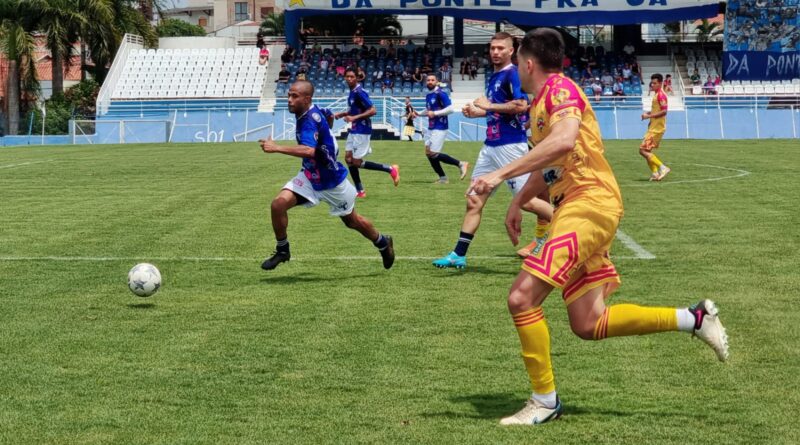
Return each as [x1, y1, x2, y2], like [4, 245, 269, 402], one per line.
[274, 39, 459, 97]
[545, 43, 644, 100]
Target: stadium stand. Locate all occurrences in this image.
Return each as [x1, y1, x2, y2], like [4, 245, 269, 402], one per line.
[113, 47, 267, 99]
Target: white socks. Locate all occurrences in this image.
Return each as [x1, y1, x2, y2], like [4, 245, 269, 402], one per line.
[676, 308, 696, 332]
[531, 390, 558, 409]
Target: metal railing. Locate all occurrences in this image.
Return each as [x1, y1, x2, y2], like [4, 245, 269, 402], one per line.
[96, 34, 145, 115]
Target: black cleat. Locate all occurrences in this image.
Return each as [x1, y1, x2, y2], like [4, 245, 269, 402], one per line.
[261, 251, 290, 270]
[380, 235, 395, 269]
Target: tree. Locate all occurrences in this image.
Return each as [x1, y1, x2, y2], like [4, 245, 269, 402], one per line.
[0, 0, 40, 135]
[259, 12, 284, 36]
[695, 19, 723, 43]
[27, 0, 87, 97]
[156, 18, 205, 37]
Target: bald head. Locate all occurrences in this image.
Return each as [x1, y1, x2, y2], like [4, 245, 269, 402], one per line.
[287, 80, 314, 115]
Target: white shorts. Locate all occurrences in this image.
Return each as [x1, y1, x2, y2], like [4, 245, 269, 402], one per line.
[424, 129, 448, 153]
[345, 133, 372, 159]
[471, 142, 531, 196]
[282, 170, 356, 217]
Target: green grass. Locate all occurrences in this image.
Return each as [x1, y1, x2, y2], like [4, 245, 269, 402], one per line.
[0, 139, 798, 444]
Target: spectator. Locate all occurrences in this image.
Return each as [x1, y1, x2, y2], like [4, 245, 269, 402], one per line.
[581, 66, 593, 83]
[281, 47, 292, 64]
[312, 41, 322, 55]
[613, 77, 625, 96]
[335, 60, 346, 78]
[401, 67, 412, 82]
[298, 59, 310, 72]
[439, 61, 452, 85]
[412, 67, 423, 84]
[373, 68, 384, 81]
[623, 42, 636, 57]
[704, 76, 717, 95]
[601, 70, 614, 86]
[277, 65, 290, 83]
[441, 42, 453, 62]
[319, 57, 329, 72]
[405, 39, 416, 53]
[353, 29, 364, 46]
[713, 74, 721, 85]
[460, 59, 469, 80]
[563, 54, 571, 69]
[382, 71, 395, 94]
[296, 66, 307, 81]
[387, 43, 396, 59]
[385, 59, 395, 73]
[690, 69, 701, 85]
[421, 62, 433, 76]
[469, 59, 478, 80]
[356, 66, 366, 83]
[587, 54, 597, 71]
[259, 47, 270, 65]
[591, 77, 603, 100]
[622, 63, 632, 80]
[663, 74, 673, 95]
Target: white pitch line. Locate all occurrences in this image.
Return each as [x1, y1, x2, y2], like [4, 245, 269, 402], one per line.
[0, 160, 53, 169]
[627, 163, 750, 187]
[615, 230, 656, 260]
[0, 254, 646, 262]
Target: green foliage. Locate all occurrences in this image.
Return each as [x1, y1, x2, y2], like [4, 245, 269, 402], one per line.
[259, 12, 284, 36]
[30, 80, 99, 134]
[696, 18, 723, 43]
[156, 18, 206, 37]
[1, 140, 799, 443]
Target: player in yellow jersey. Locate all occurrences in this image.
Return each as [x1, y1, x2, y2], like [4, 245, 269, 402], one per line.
[467, 28, 729, 426]
[640, 73, 671, 181]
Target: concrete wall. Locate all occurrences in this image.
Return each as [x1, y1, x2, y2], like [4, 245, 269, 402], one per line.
[158, 36, 236, 49]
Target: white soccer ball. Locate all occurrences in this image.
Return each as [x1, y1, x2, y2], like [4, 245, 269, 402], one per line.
[127, 263, 162, 297]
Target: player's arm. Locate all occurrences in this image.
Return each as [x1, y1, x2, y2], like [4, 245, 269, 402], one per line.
[334, 111, 348, 119]
[259, 138, 315, 158]
[467, 117, 580, 195]
[505, 172, 548, 245]
[345, 106, 377, 122]
[462, 103, 487, 118]
[473, 96, 528, 115]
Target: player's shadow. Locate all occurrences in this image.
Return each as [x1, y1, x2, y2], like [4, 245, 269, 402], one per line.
[127, 302, 156, 309]
[260, 272, 378, 284]
[426, 263, 517, 278]
[422, 393, 634, 420]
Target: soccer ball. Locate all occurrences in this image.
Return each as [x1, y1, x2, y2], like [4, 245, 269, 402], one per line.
[127, 263, 162, 297]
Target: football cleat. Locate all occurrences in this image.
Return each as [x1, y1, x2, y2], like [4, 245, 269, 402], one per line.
[356, 190, 367, 198]
[432, 251, 467, 269]
[656, 165, 671, 181]
[435, 177, 449, 184]
[690, 299, 729, 362]
[459, 161, 470, 180]
[390, 164, 401, 186]
[500, 396, 563, 426]
[261, 251, 290, 270]
[649, 172, 659, 182]
[379, 235, 395, 269]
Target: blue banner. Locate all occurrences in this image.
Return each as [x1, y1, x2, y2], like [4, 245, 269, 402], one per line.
[723, 51, 800, 81]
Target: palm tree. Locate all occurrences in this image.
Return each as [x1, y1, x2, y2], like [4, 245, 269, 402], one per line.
[695, 19, 723, 43]
[260, 12, 285, 36]
[0, 0, 40, 135]
[27, 0, 87, 96]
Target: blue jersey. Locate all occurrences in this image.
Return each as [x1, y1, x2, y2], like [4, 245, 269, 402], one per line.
[296, 104, 348, 191]
[347, 84, 373, 135]
[426, 87, 451, 130]
[484, 64, 528, 146]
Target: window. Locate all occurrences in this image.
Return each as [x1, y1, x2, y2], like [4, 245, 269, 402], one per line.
[198, 17, 207, 27]
[234, 2, 248, 22]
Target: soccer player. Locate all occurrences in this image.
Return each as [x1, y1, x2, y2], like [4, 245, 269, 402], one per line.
[432, 32, 549, 269]
[423, 74, 469, 184]
[640, 73, 671, 181]
[468, 28, 729, 425]
[334, 68, 400, 198]
[259, 81, 395, 271]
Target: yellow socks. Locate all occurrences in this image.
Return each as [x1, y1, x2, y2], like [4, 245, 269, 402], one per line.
[513, 308, 555, 394]
[651, 154, 664, 168]
[594, 304, 678, 339]
[535, 219, 549, 239]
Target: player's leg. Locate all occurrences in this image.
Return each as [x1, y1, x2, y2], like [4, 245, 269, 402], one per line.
[355, 134, 400, 186]
[345, 134, 365, 196]
[262, 188, 306, 270]
[432, 191, 490, 269]
[430, 130, 468, 179]
[425, 147, 448, 183]
[500, 271, 564, 425]
[565, 285, 729, 362]
[324, 179, 394, 269]
[516, 191, 553, 258]
[639, 135, 664, 181]
[340, 211, 395, 269]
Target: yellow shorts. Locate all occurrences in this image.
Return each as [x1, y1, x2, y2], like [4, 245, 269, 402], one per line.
[403, 125, 416, 137]
[640, 131, 664, 150]
[521, 200, 622, 305]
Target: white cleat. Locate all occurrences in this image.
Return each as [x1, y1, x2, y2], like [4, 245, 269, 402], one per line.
[459, 161, 470, 180]
[499, 397, 563, 426]
[691, 299, 730, 362]
[656, 165, 671, 181]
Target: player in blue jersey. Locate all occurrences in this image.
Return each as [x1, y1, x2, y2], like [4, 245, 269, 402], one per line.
[424, 74, 469, 184]
[334, 68, 400, 198]
[433, 32, 552, 269]
[259, 80, 395, 270]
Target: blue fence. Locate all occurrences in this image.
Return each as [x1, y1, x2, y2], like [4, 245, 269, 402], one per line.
[3, 97, 800, 147]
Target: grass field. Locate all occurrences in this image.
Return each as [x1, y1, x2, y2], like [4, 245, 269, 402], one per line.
[1, 139, 798, 444]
